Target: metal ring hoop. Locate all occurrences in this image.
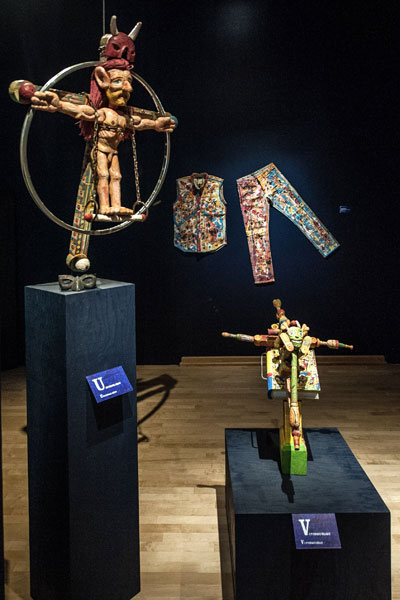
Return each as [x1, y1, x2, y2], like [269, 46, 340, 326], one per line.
[20, 61, 171, 236]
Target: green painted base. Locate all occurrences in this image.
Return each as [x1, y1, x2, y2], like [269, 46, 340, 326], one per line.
[280, 430, 307, 475]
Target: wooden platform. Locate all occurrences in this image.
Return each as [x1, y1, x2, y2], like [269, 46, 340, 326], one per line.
[1, 358, 400, 599]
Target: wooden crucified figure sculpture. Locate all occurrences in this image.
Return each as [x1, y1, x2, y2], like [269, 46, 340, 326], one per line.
[31, 57, 175, 216]
[10, 15, 177, 282]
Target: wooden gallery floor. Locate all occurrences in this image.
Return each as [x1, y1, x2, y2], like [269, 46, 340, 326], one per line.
[1, 357, 400, 600]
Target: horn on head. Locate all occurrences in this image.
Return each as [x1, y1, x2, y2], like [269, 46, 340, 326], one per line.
[110, 15, 119, 36]
[128, 22, 142, 41]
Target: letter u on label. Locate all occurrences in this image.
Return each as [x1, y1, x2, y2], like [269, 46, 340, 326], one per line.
[92, 377, 106, 391]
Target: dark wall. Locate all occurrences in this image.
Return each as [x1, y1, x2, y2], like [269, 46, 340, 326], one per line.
[2, 0, 398, 365]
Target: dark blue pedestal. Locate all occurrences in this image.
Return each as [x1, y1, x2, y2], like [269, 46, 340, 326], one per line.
[225, 428, 391, 600]
[25, 280, 140, 600]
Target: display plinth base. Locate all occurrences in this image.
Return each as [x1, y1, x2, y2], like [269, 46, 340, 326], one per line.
[225, 428, 391, 600]
[25, 280, 140, 600]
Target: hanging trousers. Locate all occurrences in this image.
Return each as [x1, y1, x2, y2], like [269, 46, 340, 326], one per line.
[237, 163, 339, 284]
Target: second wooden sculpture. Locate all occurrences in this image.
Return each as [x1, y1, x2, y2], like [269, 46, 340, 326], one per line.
[222, 299, 353, 475]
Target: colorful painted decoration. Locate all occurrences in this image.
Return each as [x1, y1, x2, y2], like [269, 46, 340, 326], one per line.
[222, 299, 353, 475]
[237, 163, 340, 284]
[173, 173, 227, 253]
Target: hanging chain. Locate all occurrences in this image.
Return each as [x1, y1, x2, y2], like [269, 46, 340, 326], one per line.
[130, 116, 144, 214]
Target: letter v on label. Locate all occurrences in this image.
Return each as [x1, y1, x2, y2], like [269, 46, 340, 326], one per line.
[298, 518, 311, 535]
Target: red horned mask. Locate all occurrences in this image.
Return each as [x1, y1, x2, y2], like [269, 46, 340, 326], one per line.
[105, 33, 136, 62]
[104, 17, 142, 65]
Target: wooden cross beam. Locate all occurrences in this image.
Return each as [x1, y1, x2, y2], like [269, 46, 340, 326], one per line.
[9, 79, 173, 122]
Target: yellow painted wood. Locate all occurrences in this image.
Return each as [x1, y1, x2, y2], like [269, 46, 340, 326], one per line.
[1, 361, 400, 599]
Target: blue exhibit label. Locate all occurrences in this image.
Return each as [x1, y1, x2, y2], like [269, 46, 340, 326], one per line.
[292, 514, 341, 549]
[86, 366, 133, 403]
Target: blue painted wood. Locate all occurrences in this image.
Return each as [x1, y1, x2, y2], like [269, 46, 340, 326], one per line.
[25, 280, 139, 600]
[226, 428, 391, 600]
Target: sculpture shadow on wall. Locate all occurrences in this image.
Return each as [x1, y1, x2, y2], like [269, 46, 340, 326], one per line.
[252, 429, 314, 503]
[136, 374, 178, 443]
